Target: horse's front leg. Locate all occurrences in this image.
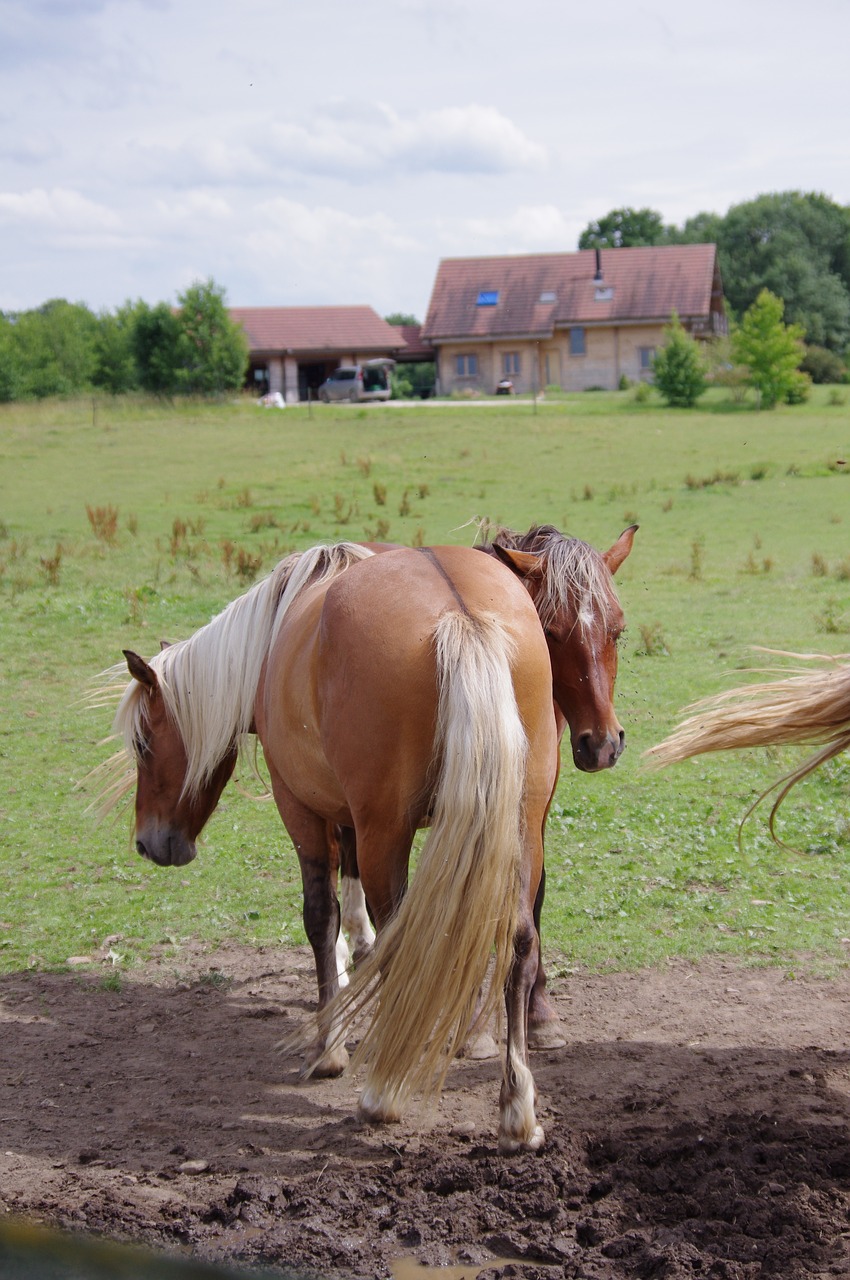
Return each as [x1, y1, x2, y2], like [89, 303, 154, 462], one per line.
[499, 908, 544, 1153]
[336, 824, 375, 965]
[527, 865, 567, 1050]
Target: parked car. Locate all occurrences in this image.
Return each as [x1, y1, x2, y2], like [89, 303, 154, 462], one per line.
[318, 360, 393, 403]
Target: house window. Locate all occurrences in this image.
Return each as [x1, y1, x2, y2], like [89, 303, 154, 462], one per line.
[638, 346, 656, 370]
[456, 354, 478, 377]
[569, 327, 586, 356]
[502, 352, 520, 376]
[476, 290, 499, 306]
[539, 290, 557, 304]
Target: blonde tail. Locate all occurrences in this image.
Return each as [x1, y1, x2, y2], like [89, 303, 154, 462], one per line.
[325, 610, 527, 1118]
[645, 655, 850, 843]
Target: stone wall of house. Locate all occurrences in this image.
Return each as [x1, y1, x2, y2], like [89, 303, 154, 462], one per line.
[436, 324, 669, 396]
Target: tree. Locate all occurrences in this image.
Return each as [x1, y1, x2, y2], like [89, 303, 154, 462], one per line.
[0, 314, 25, 402]
[732, 289, 807, 408]
[132, 300, 182, 395]
[578, 207, 673, 249]
[174, 278, 248, 396]
[652, 312, 707, 407]
[93, 303, 140, 394]
[672, 210, 724, 246]
[8, 299, 99, 397]
[717, 192, 850, 351]
[384, 312, 419, 327]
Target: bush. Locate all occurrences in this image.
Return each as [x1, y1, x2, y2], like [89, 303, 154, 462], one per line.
[801, 344, 848, 385]
[784, 370, 812, 404]
[652, 312, 707, 407]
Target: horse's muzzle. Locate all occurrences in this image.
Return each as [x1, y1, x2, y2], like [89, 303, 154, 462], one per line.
[572, 729, 625, 772]
[136, 829, 197, 867]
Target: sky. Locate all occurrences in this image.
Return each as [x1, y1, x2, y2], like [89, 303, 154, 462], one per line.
[1, 0, 849, 321]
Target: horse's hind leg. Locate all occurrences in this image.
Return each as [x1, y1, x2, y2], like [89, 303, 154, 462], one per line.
[499, 906, 545, 1153]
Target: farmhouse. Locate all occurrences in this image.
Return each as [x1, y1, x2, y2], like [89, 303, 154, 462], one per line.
[421, 243, 726, 395]
[229, 305, 408, 403]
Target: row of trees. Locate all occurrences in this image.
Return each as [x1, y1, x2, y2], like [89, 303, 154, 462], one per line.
[579, 191, 850, 364]
[0, 279, 249, 402]
[653, 289, 809, 409]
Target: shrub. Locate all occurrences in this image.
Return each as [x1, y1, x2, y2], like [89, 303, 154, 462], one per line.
[652, 313, 707, 407]
[801, 344, 847, 385]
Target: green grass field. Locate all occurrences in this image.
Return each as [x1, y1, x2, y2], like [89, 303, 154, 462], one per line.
[2, 387, 849, 978]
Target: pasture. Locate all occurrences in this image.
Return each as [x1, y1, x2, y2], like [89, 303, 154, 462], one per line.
[4, 387, 850, 1280]
[2, 387, 850, 978]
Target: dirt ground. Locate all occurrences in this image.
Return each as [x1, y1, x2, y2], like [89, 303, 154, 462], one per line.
[3, 944, 850, 1280]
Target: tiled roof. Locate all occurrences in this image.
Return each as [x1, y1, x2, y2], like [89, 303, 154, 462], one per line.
[392, 323, 434, 361]
[421, 244, 721, 340]
[229, 306, 407, 354]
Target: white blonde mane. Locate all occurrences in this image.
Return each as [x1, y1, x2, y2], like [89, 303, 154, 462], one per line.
[91, 543, 373, 810]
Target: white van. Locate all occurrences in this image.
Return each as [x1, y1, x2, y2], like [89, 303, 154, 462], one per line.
[317, 360, 393, 403]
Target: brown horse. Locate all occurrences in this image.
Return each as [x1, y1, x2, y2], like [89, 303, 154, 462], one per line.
[95, 530, 633, 1150]
[647, 651, 850, 843]
[332, 524, 637, 1046]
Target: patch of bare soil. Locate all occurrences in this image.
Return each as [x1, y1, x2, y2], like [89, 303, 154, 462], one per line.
[3, 945, 850, 1279]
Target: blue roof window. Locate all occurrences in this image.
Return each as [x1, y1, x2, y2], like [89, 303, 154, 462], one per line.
[476, 290, 499, 306]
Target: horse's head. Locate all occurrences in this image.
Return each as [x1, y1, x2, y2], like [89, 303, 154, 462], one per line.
[492, 525, 636, 772]
[121, 650, 237, 867]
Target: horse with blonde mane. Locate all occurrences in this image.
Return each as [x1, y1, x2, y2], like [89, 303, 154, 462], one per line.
[331, 523, 637, 1048]
[93, 528, 634, 1151]
[647, 652, 850, 841]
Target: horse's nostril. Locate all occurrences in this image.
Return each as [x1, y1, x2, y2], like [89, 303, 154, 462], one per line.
[135, 839, 147, 857]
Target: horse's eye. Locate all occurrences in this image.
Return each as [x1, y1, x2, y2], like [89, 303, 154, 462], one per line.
[133, 734, 149, 762]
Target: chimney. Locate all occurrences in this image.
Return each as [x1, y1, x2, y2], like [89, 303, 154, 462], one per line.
[593, 248, 603, 283]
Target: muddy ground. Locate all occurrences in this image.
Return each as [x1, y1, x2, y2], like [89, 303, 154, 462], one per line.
[3, 943, 850, 1279]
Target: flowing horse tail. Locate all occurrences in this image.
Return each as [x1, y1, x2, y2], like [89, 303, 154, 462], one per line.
[325, 609, 527, 1122]
[646, 653, 850, 840]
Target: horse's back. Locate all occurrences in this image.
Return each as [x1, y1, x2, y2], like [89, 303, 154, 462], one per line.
[260, 545, 555, 828]
[316, 546, 554, 813]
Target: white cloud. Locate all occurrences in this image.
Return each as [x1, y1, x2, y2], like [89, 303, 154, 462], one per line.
[153, 191, 233, 223]
[269, 101, 546, 179]
[0, 186, 120, 230]
[249, 196, 419, 255]
[455, 204, 573, 251]
[133, 101, 546, 189]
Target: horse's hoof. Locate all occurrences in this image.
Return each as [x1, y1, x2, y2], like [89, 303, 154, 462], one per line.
[300, 1044, 349, 1080]
[358, 1086, 402, 1125]
[528, 1020, 567, 1051]
[461, 1029, 499, 1060]
[498, 1123, 545, 1154]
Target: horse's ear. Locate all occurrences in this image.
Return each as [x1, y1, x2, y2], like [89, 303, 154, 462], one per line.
[603, 525, 638, 576]
[124, 650, 157, 689]
[491, 544, 545, 584]
[159, 639, 172, 651]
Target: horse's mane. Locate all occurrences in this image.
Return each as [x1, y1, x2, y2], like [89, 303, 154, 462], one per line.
[87, 542, 374, 814]
[480, 523, 618, 633]
[646, 651, 850, 844]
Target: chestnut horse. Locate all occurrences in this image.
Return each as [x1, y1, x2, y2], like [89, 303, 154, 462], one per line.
[332, 524, 637, 1046]
[96, 530, 633, 1150]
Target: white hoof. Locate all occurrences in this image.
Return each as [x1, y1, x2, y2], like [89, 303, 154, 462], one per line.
[498, 1123, 545, 1154]
[358, 1083, 403, 1125]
